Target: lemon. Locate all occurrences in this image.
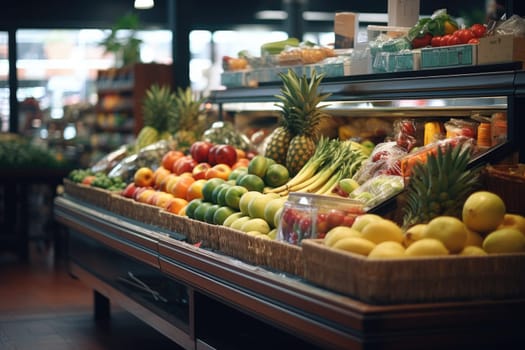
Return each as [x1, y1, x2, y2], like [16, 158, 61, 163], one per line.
[424, 216, 467, 253]
[465, 228, 484, 248]
[482, 228, 525, 254]
[332, 237, 376, 256]
[403, 224, 427, 247]
[405, 238, 449, 257]
[462, 191, 506, 233]
[368, 241, 406, 259]
[351, 214, 382, 232]
[360, 219, 404, 244]
[459, 246, 487, 256]
[324, 226, 361, 247]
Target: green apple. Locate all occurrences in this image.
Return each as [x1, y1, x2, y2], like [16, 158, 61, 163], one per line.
[185, 199, 203, 219]
[193, 202, 213, 222]
[202, 178, 225, 202]
[268, 228, 278, 240]
[339, 178, 360, 194]
[225, 185, 249, 210]
[264, 197, 287, 227]
[228, 167, 248, 181]
[204, 204, 220, 224]
[240, 218, 271, 234]
[211, 183, 231, 205]
[223, 212, 245, 227]
[230, 216, 251, 231]
[217, 185, 231, 207]
[247, 155, 270, 178]
[239, 191, 264, 216]
[213, 206, 237, 225]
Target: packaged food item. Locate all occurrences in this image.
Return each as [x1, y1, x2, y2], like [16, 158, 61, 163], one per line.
[348, 174, 404, 209]
[393, 119, 417, 152]
[278, 193, 365, 245]
[400, 136, 475, 178]
[471, 114, 492, 149]
[491, 112, 507, 146]
[352, 141, 407, 184]
[423, 121, 443, 146]
[444, 118, 478, 140]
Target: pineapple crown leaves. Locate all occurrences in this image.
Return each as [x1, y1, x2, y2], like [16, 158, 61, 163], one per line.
[274, 69, 331, 136]
[142, 84, 177, 131]
[402, 142, 481, 229]
[171, 87, 206, 132]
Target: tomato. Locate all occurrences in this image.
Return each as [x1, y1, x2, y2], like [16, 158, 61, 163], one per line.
[431, 35, 442, 47]
[470, 24, 487, 38]
[455, 29, 475, 44]
[468, 38, 480, 44]
[440, 34, 452, 47]
[447, 35, 462, 46]
[326, 209, 345, 229]
[412, 33, 432, 49]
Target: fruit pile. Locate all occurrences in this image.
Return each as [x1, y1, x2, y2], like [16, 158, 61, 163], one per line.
[322, 191, 525, 258]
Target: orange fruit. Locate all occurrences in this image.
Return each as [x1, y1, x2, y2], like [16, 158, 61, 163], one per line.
[236, 148, 246, 159]
[186, 179, 207, 201]
[166, 197, 189, 215]
[171, 176, 195, 199]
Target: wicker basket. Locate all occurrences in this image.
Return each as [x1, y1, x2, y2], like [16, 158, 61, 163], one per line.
[302, 239, 525, 304]
[63, 179, 113, 210]
[216, 225, 304, 276]
[485, 164, 525, 216]
[110, 194, 138, 219]
[131, 201, 162, 226]
[158, 211, 189, 237]
[184, 218, 220, 250]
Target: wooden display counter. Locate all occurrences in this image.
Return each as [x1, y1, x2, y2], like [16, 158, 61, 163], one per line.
[54, 195, 525, 349]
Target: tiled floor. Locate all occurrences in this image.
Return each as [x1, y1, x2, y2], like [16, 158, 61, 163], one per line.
[0, 244, 179, 350]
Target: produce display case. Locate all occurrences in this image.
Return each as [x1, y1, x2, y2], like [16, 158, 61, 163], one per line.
[55, 64, 525, 349]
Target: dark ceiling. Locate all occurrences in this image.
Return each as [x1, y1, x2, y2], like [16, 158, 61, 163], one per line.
[0, 0, 494, 32]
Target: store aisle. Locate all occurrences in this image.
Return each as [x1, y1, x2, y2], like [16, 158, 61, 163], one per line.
[0, 244, 178, 350]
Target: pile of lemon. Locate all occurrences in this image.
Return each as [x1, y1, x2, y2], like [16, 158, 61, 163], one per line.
[324, 191, 525, 258]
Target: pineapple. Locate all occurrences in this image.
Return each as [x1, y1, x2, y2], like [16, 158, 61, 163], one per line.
[266, 69, 330, 174]
[268, 69, 330, 175]
[136, 84, 176, 151]
[171, 87, 205, 153]
[402, 143, 481, 229]
[265, 126, 292, 165]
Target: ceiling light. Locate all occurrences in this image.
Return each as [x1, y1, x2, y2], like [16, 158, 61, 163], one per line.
[134, 0, 154, 10]
[255, 11, 288, 20]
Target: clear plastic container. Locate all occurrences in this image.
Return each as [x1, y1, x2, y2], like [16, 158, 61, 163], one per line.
[277, 193, 365, 245]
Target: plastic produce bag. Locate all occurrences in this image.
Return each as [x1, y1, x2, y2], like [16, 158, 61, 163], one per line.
[90, 145, 130, 174]
[349, 174, 404, 209]
[107, 140, 173, 183]
[202, 121, 252, 151]
[352, 141, 407, 184]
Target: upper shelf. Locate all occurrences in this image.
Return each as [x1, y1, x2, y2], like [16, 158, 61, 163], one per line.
[209, 62, 525, 104]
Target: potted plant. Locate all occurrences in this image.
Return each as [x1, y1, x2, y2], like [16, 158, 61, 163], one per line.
[100, 13, 143, 68]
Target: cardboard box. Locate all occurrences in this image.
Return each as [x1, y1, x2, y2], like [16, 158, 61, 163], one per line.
[477, 34, 525, 67]
[388, 0, 420, 27]
[420, 44, 477, 69]
[334, 12, 358, 49]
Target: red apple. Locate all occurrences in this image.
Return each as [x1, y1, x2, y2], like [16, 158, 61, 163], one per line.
[172, 156, 198, 175]
[121, 183, 137, 198]
[214, 145, 237, 167]
[192, 162, 211, 180]
[190, 141, 213, 163]
[208, 144, 222, 165]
